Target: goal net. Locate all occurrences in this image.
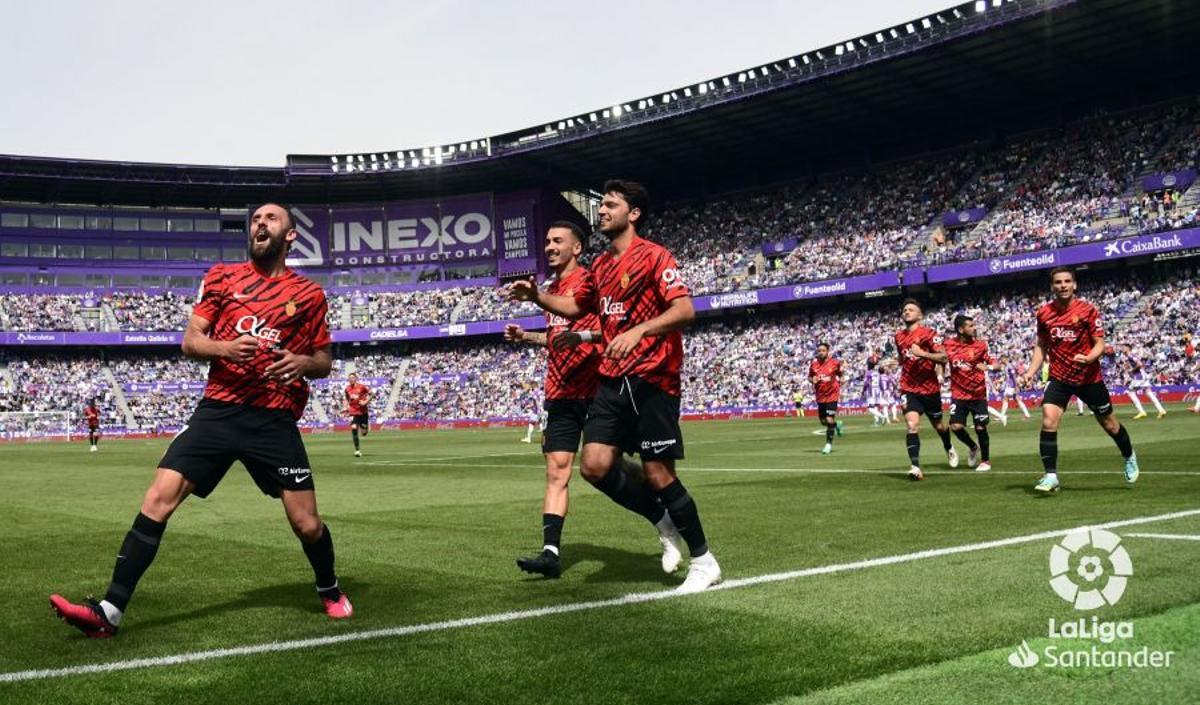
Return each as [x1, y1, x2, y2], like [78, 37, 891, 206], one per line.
[0, 411, 73, 442]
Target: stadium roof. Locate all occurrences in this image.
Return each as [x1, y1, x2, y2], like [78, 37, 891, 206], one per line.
[1, 0, 1198, 208]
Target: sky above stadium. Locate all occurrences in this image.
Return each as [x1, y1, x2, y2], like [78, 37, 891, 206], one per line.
[1, 0, 955, 167]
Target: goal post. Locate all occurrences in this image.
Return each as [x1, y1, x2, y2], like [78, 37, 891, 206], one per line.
[0, 411, 73, 442]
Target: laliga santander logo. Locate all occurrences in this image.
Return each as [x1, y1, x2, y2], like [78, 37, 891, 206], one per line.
[1048, 528, 1132, 611]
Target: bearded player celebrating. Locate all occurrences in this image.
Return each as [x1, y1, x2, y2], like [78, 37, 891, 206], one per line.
[50, 203, 351, 637]
[1021, 267, 1139, 493]
[894, 299, 958, 480]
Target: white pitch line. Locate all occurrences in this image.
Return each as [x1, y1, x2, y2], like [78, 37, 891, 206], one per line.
[4, 507, 1199, 685]
[1124, 533, 1200, 542]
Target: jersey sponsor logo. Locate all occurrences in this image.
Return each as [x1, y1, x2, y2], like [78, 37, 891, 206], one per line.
[1050, 326, 1079, 340]
[661, 267, 684, 290]
[600, 296, 626, 317]
[235, 315, 283, 343]
[547, 313, 570, 328]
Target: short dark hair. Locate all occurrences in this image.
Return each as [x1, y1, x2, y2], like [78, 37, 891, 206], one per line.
[1049, 266, 1075, 282]
[256, 203, 296, 232]
[603, 179, 650, 230]
[953, 313, 973, 332]
[817, 342, 830, 350]
[547, 220, 587, 244]
[901, 298, 923, 313]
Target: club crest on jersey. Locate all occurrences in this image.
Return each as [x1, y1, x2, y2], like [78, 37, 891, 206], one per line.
[620, 272, 631, 289]
[285, 299, 298, 316]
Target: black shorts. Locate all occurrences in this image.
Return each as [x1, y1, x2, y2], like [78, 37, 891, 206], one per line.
[159, 399, 314, 499]
[817, 402, 838, 423]
[352, 413, 369, 429]
[902, 392, 944, 420]
[949, 398, 990, 426]
[542, 398, 589, 454]
[583, 376, 684, 460]
[1043, 380, 1114, 416]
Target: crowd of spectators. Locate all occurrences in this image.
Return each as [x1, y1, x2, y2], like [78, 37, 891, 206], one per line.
[1, 265, 1196, 433]
[105, 291, 193, 331]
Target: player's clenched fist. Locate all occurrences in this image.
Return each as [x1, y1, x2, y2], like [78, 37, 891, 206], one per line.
[223, 334, 259, 363]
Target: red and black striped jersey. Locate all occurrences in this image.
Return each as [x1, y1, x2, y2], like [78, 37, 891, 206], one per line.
[895, 325, 944, 396]
[83, 405, 100, 428]
[944, 336, 993, 400]
[544, 266, 601, 400]
[344, 383, 371, 415]
[192, 262, 330, 419]
[1036, 298, 1103, 386]
[591, 236, 689, 396]
[808, 357, 842, 403]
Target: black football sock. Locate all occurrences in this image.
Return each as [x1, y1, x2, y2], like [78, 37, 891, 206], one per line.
[542, 513, 565, 552]
[976, 428, 990, 462]
[952, 428, 978, 450]
[351, 427, 360, 450]
[591, 465, 666, 525]
[105, 512, 167, 613]
[1107, 424, 1133, 459]
[1039, 430, 1058, 473]
[905, 433, 921, 465]
[302, 524, 340, 599]
[656, 480, 709, 557]
[825, 424, 835, 443]
[937, 428, 953, 451]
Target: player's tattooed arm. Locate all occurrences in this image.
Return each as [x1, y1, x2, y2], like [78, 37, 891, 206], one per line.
[504, 324, 547, 347]
[182, 314, 257, 363]
[908, 343, 948, 364]
[550, 329, 600, 350]
[504, 280, 585, 319]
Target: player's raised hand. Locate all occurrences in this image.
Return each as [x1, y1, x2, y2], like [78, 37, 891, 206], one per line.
[223, 334, 259, 363]
[264, 347, 308, 383]
[503, 324, 525, 342]
[505, 279, 538, 303]
[606, 329, 644, 359]
[908, 343, 924, 358]
[551, 331, 583, 350]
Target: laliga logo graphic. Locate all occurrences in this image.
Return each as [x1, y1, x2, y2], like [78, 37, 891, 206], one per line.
[958, 211, 972, 223]
[988, 259, 1004, 274]
[1048, 528, 1132, 611]
[286, 208, 325, 267]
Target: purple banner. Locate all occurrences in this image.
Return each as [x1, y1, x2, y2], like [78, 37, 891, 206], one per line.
[0, 331, 183, 346]
[927, 229, 1200, 283]
[288, 205, 331, 268]
[330, 316, 546, 343]
[761, 238, 798, 257]
[941, 208, 988, 228]
[693, 271, 900, 312]
[900, 267, 925, 287]
[1142, 169, 1197, 192]
[495, 192, 540, 267]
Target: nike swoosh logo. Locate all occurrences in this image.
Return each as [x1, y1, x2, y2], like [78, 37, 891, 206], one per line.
[294, 475, 311, 484]
[233, 293, 249, 300]
[117, 555, 126, 560]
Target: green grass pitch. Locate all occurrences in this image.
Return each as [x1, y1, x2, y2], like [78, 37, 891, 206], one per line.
[3, 405, 1199, 704]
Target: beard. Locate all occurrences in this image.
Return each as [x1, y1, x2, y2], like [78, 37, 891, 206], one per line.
[248, 231, 288, 264]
